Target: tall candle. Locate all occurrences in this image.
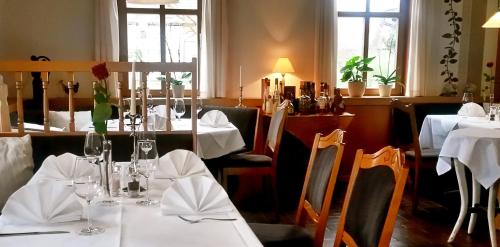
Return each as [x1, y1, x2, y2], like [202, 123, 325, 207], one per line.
[130, 62, 136, 115]
[239, 65, 242, 88]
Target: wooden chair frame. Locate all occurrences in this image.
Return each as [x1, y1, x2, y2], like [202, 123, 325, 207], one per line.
[390, 99, 432, 212]
[222, 103, 289, 215]
[333, 146, 409, 247]
[295, 129, 345, 247]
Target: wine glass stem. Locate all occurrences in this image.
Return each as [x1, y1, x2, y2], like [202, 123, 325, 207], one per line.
[145, 177, 150, 201]
[86, 200, 92, 230]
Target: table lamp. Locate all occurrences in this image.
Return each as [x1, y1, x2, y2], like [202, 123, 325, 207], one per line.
[483, 0, 500, 102]
[273, 57, 295, 85]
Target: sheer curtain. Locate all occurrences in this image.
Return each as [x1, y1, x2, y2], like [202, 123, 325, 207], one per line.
[313, 0, 337, 93]
[406, 0, 430, 96]
[200, 0, 228, 98]
[95, 0, 119, 96]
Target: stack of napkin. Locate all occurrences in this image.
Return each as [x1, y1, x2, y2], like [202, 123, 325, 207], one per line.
[161, 176, 232, 215]
[458, 102, 486, 117]
[30, 153, 94, 184]
[200, 110, 229, 128]
[1, 180, 82, 224]
[156, 149, 206, 179]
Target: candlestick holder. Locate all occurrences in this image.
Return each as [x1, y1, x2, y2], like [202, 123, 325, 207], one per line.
[236, 86, 246, 108]
[129, 114, 140, 172]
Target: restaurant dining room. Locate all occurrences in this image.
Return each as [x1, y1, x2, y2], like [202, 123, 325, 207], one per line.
[0, 0, 500, 246]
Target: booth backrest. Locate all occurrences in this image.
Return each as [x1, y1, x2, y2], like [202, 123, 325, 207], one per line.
[30, 133, 193, 172]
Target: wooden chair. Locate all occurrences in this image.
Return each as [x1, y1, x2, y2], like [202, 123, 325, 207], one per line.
[220, 101, 289, 213]
[333, 146, 408, 247]
[390, 99, 440, 212]
[250, 129, 345, 247]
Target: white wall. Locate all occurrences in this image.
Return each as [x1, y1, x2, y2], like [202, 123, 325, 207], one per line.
[226, 0, 316, 98]
[0, 0, 95, 98]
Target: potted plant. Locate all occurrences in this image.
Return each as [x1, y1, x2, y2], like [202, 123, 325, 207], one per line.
[374, 69, 399, 97]
[340, 56, 375, 97]
[158, 72, 191, 98]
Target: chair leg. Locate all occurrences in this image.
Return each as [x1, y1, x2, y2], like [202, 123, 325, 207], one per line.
[222, 168, 229, 190]
[270, 173, 280, 222]
[412, 163, 421, 213]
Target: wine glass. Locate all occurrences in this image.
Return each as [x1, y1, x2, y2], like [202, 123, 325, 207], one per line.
[462, 92, 473, 104]
[196, 98, 203, 116]
[73, 158, 104, 235]
[173, 99, 186, 121]
[84, 131, 104, 167]
[136, 139, 159, 206]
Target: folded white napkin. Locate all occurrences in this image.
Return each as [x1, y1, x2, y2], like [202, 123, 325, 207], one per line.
[30, 153, 94, 184]
[156, 149, 206, 179]
[458, 102, 486, 117]
[153, 105, 176, 119]
[1, 180, 83, 224]
[200, 110, 230, 128]
[161, 176, 232, 215]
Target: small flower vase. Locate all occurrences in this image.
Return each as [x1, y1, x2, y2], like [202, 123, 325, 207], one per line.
[100, 139, 118, 205]
[172, 85, 185, 98]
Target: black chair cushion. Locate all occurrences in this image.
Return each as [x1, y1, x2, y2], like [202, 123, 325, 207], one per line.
[249, 223, 314, 247]
[306, 146, 337, 213]
[216, 152, 272, 168]
[345, 165, 395, 247]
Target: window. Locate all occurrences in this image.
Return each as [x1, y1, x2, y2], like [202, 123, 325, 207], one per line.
[118, 0, 201, 94]
[337, 0, 409, 95]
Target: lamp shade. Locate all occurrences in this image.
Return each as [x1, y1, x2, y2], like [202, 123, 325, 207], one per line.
[273, 57, 295, 74]
[483, 11, 500, 28]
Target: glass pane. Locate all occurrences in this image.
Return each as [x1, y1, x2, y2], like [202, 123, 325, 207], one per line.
[165, 15, 198, 63]
[126, 3, 160, 9]
[164, 0, 197, 10]
[338, 0, 366, 12]
[367, 18, 399, 88]
[127, 14, 161, 62]
[336, 17, 365, 88]
[370, 0, 400, 12]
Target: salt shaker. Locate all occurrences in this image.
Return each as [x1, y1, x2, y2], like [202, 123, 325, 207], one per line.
[110, 162, 121, 197]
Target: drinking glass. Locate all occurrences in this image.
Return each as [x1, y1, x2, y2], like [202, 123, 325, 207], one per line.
[173, 99, 186, 121]
[73, 158, 104, 235]
[136, 139, 159, 206]
[462, 92, 473, 104]
[84, 131, 104, 166]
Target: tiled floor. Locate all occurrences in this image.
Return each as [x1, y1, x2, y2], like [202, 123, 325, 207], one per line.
[238, 183, 496, 247]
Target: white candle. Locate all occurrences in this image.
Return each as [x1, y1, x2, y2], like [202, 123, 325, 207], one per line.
[130, 62, 136, 115]
[239, 65, 242, 88]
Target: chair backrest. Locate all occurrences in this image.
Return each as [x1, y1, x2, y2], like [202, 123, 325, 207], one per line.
[200, 106, 259, 151]
[333, 146, 408, 247]
[390, 99, 419, 154]
[295, 129, 345, 247]
[265, 102, 288, 155]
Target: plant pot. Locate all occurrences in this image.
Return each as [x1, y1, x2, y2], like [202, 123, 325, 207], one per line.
[378, 84, 392, 97]
[172, 85, 185, 98]
[347, 81, 366, 97]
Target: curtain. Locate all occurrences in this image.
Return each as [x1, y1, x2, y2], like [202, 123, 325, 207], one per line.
[406, 0, 430, 96]
[200, 0, 228, 98]
[95, 0, 120, 96]
[313, 0, 337, 93]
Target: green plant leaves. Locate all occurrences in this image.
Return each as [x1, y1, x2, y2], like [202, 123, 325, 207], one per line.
[340, 56, 374, 82]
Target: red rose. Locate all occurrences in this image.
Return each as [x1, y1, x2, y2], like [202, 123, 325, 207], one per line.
[487, 62, 494, 68]
[92, 63, 109, 80]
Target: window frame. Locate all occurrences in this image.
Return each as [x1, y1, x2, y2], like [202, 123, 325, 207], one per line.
[337, 0, 410, 96]
[117, 0, 202, 97]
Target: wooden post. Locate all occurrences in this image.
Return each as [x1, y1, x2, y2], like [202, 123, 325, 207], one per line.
[191, 58, 197, 153]
[141, 72, 148, 131]
[166, 72, 171, 132]
[117, 76, 124, 132]
[15, 72, 24, 135]
[67, 72, 75, 132]
[41, 72, 49, 133]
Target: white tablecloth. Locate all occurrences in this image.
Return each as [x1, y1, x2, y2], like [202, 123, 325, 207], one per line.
[0, 163, 262, 247]
[436, 128, 500, 189]
[419, 115, 500, 150]
[83, 119, 245, 159]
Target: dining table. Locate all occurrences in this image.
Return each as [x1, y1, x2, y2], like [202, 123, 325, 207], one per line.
[419, 114, 499, 247]
[0, 157, 262, 247]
